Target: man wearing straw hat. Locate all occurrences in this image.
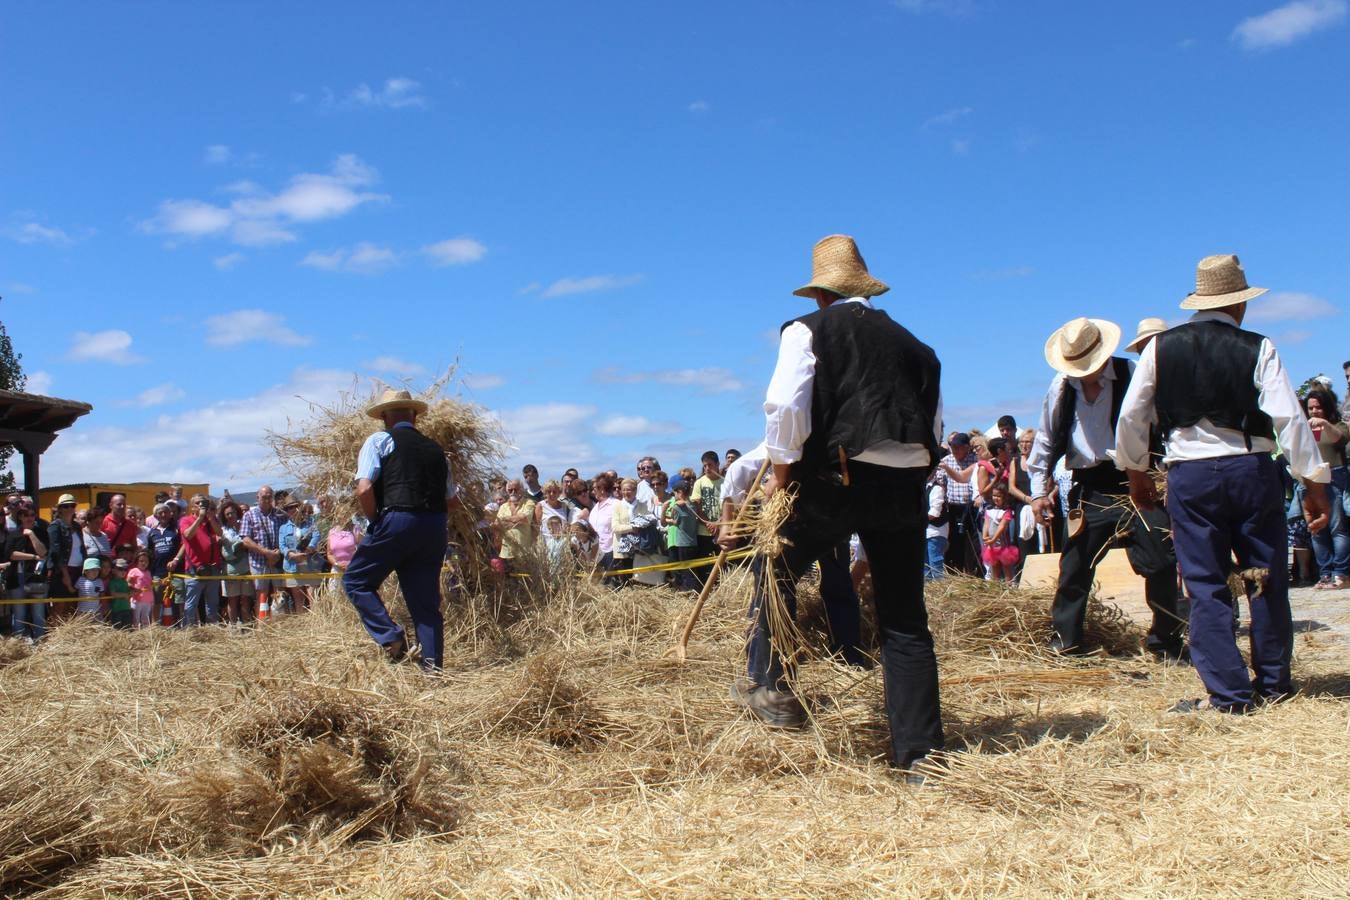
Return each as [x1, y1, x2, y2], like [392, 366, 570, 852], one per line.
[1116, 254, 1330, 712]
[1025, 317, 1182, 659]
[342, 388, 460, 671]
[740, 234, 944, 778]
[1123, 317, 1168, 356]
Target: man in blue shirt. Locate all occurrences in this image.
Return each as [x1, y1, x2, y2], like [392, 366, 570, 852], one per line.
[342, 389, 459, 671]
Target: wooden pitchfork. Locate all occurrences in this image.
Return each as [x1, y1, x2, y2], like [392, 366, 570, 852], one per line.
[667, 456, 773, 661]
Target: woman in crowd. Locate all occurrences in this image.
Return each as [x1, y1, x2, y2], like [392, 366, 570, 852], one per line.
[80, 506, 112, 561]
[47, 495, 82, 623]
[629, 474, 665, 587]
[277, 499, 315, 613]
[588, 474, 618, 582]
[610, 478, 639, 587]
[535, 480, 572, 536]
[3, 506, 48, 640]
[218, 500, 251, 625]
[1303, 387, 1349, 589]
[495, 479, 536, 572]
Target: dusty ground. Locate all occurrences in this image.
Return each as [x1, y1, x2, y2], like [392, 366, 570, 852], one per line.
[1, 572, 1347, 898]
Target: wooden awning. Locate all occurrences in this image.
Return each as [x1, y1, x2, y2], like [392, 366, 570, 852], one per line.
[0, 389, 92, 434]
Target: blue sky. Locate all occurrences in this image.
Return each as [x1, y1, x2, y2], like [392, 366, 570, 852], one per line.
[3, 1, 1348, 492]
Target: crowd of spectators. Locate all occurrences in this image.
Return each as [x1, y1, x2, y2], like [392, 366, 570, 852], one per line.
[3, 361, 1346, 643]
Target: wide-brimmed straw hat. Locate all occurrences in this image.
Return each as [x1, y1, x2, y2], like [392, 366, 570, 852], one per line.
[1180, 254, 1268, 310]
[56, 493, 78, 507]
[1123, 317, 1168, 354]
[365, 388, 428, 419]
[792, 234, 890, 299]
[1044, 317, 1122, 378]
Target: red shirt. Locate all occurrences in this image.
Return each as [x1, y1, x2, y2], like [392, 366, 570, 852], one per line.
[101, 515, 139, 554]
[178, 515, 222, 568]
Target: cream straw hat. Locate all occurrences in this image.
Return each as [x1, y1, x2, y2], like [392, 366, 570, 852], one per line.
[365, 388, 429, 419]
[1180, 254, 1268, 310]
[1044, 317, 1122, 378]
[1123, 317, 1168, 354]
[792, 234, 890, 299]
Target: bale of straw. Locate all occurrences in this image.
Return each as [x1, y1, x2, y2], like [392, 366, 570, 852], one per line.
[266, 370, 504, 587]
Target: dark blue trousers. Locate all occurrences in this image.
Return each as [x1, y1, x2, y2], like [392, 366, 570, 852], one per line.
[1167, 454, 1291, 709]
[342, 510, 448, 670]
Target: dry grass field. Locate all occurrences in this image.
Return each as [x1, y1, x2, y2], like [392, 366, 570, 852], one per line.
[1, 568, 1347, 898]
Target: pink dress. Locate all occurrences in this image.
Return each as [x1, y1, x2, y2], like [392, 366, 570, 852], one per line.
[328, 528, 359, 569]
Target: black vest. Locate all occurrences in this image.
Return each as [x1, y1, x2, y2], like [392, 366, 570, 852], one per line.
[784, 303, 941, 471]
[1045, 357, 1132, 475]
[374, 425, 448, 513]
[1155, 320, 1273, 448]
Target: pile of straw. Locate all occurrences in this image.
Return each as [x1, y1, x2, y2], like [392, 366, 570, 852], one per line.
[2, 569, 1347, 894]
[265, 371, 504, 583]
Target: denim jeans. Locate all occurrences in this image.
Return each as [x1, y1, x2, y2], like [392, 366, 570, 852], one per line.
[1309, 465, 1349, 578]
[180, 570, 220, 626]
[7, 586, 45, 640]
[925, 536, 948, 580]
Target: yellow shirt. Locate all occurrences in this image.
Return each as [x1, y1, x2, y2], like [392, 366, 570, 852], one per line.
[496, 499, 536, 559]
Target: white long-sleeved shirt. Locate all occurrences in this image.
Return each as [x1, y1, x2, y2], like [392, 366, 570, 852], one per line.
[720, 443, 769, 506]
[1115, 310, 1329, 483]
[763, 297, 942, 468]
[1023, 359, 1130, 497]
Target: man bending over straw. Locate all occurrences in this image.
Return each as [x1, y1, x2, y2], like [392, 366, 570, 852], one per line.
[736, 234, 945, 780]
[343, 389, 460, 671]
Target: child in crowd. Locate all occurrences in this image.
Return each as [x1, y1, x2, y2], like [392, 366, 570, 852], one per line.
[127, 550, 155, 629]
[75, 557, 104, 618]
[662, 481, 700, 592]
[569, 520, 597, 569]
[981, 484, 1019, 582]
[108, 559, 132, 629]
[542, 515, 569, 575]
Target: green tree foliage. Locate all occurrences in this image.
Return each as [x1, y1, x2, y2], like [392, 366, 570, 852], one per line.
[0, 298, 26, 490]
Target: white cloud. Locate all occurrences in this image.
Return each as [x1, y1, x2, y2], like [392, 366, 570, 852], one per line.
[140, 153, 387, 249]
[923, 106, 973, 129]
[1233, 0, 1346, 49]
[213, 252, 245, 271]
[25, 370, 53, 395]
[300, 241, 399, 274]
[204, 144, 231, 164]
[541, 274, 643, 298]
[3, 282, 35, 295]
[365, 355, 427, 377]
[203, 309, 312, 347]
[461, 373, 505, 390]
[687, 100, 710, 113]
[1276, 329, 1313, 345]
[345, 77, 427, 109]
[594, 415, 681, 437]
[494, 403, 602, 477]
[6, 221, 73, 245]
[594, 365, 744, 394]
[422, 237, 487, 266]
[32, 367, 361, 490]
[951, 138, 971, 155]
[69, 330, 145, 365]
[132, 382, 186, 407]
[1246, 291, 1338, 322]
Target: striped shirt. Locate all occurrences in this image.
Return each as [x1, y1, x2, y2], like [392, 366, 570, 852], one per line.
[240, 506, 287, 573]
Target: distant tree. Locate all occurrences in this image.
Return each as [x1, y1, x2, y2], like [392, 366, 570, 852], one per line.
[0, 297, 26, 490]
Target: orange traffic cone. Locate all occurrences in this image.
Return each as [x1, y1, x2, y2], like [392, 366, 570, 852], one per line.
[257, 594, 270, 621]
[160, 600, 176, 628]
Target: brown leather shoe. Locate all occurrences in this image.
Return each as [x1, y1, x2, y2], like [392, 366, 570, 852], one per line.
[745, 687, 806, 728]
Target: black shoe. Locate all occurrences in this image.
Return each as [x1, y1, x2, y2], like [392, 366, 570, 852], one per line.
[744, 687, 806, 728]
[894, 752, 946, 787]
[1147, 642, 1190, 666]
[1169, 697, 1251, 715]
[1049, 635, 1083, 656]
[381, 636, 409, 663]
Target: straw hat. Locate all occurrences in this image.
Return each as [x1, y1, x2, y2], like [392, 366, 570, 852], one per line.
[1044, 317, 1122, 378]
[56, 493, 78, 507]
[1180, 254, 1268, 310]
[365, 388, 428, 419]
[792, 234, 890, 299]
[1123, 317, 1168, 354]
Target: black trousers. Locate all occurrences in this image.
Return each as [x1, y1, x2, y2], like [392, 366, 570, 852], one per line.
[1052, 481, 1181, 651]
[747, 462, 942, 767]
[943, 501, 981, 576]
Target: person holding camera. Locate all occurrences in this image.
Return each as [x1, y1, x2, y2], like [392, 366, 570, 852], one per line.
[178, 494, 222, 625]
